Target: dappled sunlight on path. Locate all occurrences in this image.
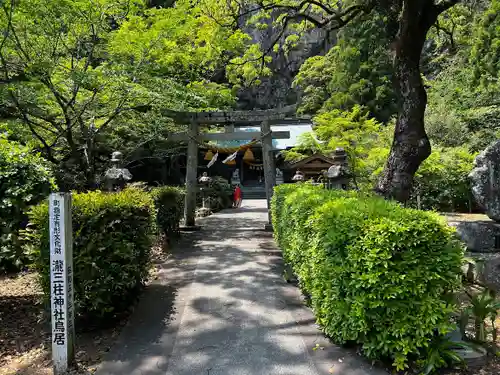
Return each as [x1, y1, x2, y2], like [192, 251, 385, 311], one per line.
[96, 200, 386, 375]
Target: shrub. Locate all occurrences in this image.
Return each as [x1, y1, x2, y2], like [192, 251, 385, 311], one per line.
[271, 184, 464, 370]
[150, 186, 185, 238]
[0, 138, 56, 272]
[199, 176, 233, 212]
[409, 146, 477, 212]
[366, 146, 477, 212]
[25, 187, 155, 322]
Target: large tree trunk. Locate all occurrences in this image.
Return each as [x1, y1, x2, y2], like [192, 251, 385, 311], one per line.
[375, 1, 440, 202]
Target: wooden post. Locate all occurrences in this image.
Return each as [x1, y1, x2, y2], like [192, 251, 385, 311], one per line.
[49, 193, 75, 374]
[261, 120, 276, 229]
[184, 121, 199, 228]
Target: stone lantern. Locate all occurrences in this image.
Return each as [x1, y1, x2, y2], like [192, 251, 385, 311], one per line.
[103, 151, 132, 192]
[231, 168, 241, 185]
[198, 172, 212, 212]
[326, 147, 351, 190]
[198, 172, 212, 185]
[292, 170, 305, 182]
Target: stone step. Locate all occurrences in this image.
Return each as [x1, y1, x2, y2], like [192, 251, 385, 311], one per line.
[241, 187, 267, 199]
[242, 192, 267, 199]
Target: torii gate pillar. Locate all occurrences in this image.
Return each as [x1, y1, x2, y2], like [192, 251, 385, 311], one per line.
[183, 120, 199, 228]
[261, 120, 276, 230]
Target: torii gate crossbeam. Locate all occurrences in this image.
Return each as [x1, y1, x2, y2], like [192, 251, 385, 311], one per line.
[164, 105, 311, 230]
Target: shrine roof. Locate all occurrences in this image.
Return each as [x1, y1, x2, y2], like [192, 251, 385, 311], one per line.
[284, 153, 336, 170]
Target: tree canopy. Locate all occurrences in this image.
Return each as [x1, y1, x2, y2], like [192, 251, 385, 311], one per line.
[0, 0, 499, 201]
[0, 0, 243, 188]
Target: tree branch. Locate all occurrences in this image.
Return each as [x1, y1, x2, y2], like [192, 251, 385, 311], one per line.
[9, 95, 58, 163]
[228, 1, 374, 72]
[1, 1, 30, 61]
[433, 19, 455, 50]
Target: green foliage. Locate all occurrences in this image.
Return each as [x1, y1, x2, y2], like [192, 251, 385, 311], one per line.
[271, 184, 464, 370]
[284, 106, 384, 186]
[109, 3, 248, 84]
[25, 188, 155, 322]
[471, 0, 500, 87]
[418, 335, 467, 375]
[461, 289, 500, 342]
[409, 146, 477, 212]
[201, 176, 233, 212]
[284, 132, 326, 161]
[425, 2, 500, 152]
[425, 57, 500, 152]
[364, 144, 476, 212]
[0, 137, 56, 272]
[151, 186, 185, 238]
[0, 0, 239, 189]
[313, 106, 382, 181]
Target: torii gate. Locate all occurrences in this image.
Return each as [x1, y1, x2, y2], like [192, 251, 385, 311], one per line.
[163, 105, 311, 229]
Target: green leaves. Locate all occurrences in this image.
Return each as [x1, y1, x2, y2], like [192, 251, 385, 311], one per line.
[461, 289, 500, 342]
[284, 106, 384, 186]
[0, 137, 56, 272]
[0, 0, 239, 189]
[151, 186, 185, 238]
[26, 187, 157, 322]
[271, 184, 464, 370]
[108, 3, 248, 81]
[418, 335, 469, 375]
[471, 0, 500, 87]
[408, 146, 477, 212]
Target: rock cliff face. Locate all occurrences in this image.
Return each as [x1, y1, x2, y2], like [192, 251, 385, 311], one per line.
[149, 1, 335, 110]
[236, 14, 336, 110]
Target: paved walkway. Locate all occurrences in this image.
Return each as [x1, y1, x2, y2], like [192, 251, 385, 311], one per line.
[96, 200, 386, 375]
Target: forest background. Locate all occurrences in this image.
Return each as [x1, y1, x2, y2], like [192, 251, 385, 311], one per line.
[1, 0, 499, 212]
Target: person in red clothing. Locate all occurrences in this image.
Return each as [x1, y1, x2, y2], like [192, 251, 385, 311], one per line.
[233, 184, 242, 208]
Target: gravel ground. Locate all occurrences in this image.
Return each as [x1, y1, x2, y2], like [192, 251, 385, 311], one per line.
[0, 271, 127, 375]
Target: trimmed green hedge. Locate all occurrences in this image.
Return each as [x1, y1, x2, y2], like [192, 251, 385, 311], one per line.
[271, 184, 464, 370]
[25, 188, 155, 322]
[151, 186, 185, 239]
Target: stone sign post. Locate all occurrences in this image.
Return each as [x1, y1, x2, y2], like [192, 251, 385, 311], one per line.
[231, 168, 241, 185]
[184, 120, 199, 228]
[49, 193, 75, 374]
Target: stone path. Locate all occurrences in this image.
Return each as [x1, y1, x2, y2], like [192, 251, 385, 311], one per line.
[96, 200, 386, 375]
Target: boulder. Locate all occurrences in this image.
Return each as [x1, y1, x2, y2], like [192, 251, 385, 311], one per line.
[465, 252, 500, 293]
[448, 218, 500, 253]
[469, 140, 500, 222]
